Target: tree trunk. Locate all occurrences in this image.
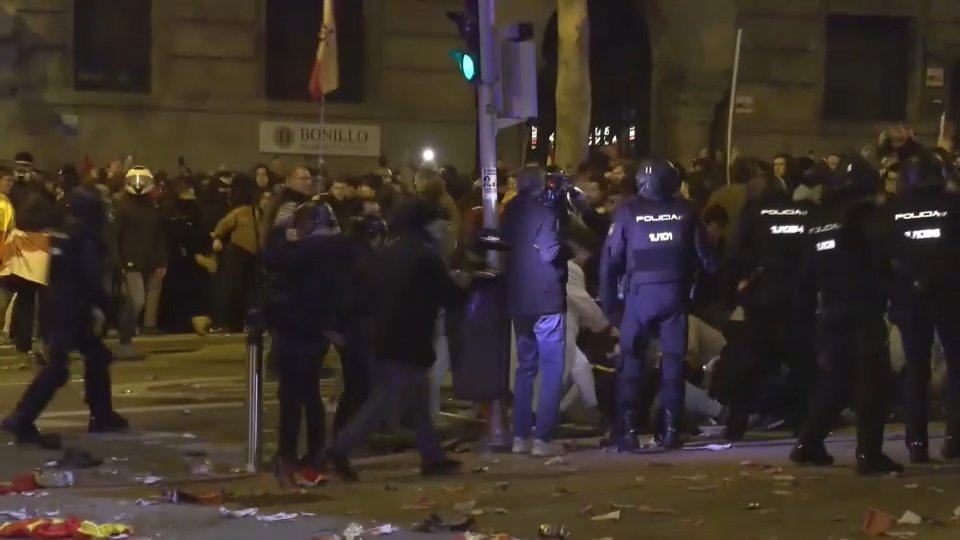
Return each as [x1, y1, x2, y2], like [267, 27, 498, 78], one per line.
[554, 0, 591, 170]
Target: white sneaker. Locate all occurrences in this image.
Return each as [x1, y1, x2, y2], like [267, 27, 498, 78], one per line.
[511, 437, 529, 454]
[531, 439, 565, 457]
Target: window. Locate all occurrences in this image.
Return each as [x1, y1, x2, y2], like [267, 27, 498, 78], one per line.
[73, 0, 152, 93]
[823, 15, 912, 121]
[265, 0, 364, 102]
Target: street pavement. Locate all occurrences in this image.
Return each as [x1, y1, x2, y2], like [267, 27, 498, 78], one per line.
[0, 335, 958, 539]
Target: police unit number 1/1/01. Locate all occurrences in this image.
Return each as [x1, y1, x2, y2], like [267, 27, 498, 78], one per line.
[649, 231, 673, 242]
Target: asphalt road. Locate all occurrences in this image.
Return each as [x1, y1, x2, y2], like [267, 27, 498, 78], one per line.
[0, 335, 957, 540]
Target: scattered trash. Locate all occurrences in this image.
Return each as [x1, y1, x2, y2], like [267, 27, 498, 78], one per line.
[471, 467, 489, 474]
[403, 495, 438, 510]
[551, 487, 575, 497]
[579, 504, 593, 516]
[886, 532, 918, 539]
[34, 470, 74, 488]
[903, 484, 919, 490]
[410, 514, 474, 533]
[537, 524, 570, 539]
[161, 488, 225, 505]
[672, 474, 708, 482]
[862, 508, 897, 536]
[744, 502, 762, 511]
[452, 501, 476, 514]
[590, 510, 621, 522]
[687, 484, 718, 491]
[680, 518, 705, 526]
[218, 506, 313, 522]
[494, 481, 509, 491]
[134, 499, 158, 506]
[638, 505, 677, 515]
[771, 475, 796, 483]
[634, 476, 645, 483]
[684, 443, 731, 451]
[609, 502, 637, 510]
[219, 507, 258, 518]
[134, 476, 163, 486]
[544, 457, 566, 466]
[897, 511, 922, 526]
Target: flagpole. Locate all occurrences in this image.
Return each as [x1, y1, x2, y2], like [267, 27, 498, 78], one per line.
[318, 93, 326, 175]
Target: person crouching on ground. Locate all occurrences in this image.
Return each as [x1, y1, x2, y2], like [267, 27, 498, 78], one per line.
[322, 196, 469, 481]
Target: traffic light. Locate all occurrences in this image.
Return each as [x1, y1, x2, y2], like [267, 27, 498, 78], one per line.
[447, 0, 481, 84]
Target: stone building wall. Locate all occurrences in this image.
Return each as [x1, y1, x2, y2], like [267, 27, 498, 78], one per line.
[0, 0, 958, 172]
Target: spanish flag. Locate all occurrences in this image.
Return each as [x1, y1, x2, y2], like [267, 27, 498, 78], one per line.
[308, 0, 340, 99]
[0, 230, 51, 286]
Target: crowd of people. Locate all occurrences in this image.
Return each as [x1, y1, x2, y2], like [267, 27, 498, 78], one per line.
[0, 122, 956, 484]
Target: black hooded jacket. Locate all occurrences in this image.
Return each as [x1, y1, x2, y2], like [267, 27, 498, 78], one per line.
[362, 197, 466, 368]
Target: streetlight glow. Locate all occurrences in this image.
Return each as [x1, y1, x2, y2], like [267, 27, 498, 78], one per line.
[422, 148, 436, 162]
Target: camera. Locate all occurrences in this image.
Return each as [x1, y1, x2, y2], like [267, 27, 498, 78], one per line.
[539, 171, 592, 218]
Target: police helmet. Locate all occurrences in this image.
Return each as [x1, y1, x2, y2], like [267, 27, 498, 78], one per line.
[289, 200, 340, 240]
[124, 166, 155, 195]
[636, 158, 680, 199]
[824, 155, 880, 196]
[899, 150, 947, 192]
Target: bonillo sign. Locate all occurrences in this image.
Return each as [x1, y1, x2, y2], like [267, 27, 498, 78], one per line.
[258, 121, 381, 157]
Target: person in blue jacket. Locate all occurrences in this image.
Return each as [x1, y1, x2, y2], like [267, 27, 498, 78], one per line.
[599, 158, 715, 452]
[501, 167, 571, 457]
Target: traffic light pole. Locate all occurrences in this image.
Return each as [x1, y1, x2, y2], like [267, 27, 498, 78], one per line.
[477, 0, 499, 267]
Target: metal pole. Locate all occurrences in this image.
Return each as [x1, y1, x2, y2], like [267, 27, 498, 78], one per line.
[477, 0, 500, 269]
[725, 28, 743, 186]
[244, 326, 264, 472]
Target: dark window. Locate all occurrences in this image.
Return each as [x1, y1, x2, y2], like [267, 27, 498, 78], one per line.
[823, 14, 912, 121]
[73, 0, 152, 93]
[265, 0, 364, 102]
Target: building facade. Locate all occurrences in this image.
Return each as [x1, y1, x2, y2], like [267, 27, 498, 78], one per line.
[0, 0, 957, 173]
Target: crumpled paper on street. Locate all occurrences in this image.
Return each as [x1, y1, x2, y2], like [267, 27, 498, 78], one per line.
[218, 506, 317, 522]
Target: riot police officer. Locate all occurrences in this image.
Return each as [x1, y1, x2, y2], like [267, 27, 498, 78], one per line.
[791, 155, 903, 475]
[725, 174, 816, 439]
[1, 188, 127, 450]
[600, 159, 715, 451]
[880, 151, 960, 463]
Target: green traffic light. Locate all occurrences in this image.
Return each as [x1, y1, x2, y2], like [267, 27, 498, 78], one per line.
[459, 53, 476, 81]
[450, 50, 479, 82]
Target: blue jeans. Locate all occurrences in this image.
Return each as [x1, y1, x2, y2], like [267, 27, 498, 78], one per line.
[512, 313, 565, 441]
[332, 359, 446, 463]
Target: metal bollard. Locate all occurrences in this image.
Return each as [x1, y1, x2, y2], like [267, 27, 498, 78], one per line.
[244, 326, 264, 473]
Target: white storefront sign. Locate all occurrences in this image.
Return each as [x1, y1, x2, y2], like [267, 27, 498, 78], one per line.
[258, 121, 381, 157]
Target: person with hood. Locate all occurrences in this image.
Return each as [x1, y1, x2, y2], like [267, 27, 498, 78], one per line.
[262, 200, 350, 486]
[112, 166, 166, 359]
[501, 167, 570, 457]
[1, 188, 127, 450]
[322, 196, 467, 482]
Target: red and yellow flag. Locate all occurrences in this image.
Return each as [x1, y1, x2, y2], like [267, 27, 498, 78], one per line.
[308, 0, 340, 99]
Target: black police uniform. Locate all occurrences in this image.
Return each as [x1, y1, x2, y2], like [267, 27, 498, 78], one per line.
[790, 157, 903, 475]
[262, 201, 349, 484]
[880, 152, 960, 463]
[599, 159, 715, 451]
[725, 186, 815, 439]
[1, 188, 128, 450]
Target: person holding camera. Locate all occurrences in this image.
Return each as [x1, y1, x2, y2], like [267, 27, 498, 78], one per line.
[502, 167, 571, 457]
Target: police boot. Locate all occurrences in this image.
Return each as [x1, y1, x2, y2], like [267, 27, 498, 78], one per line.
[788, 441, 834, 466]
[903, 423, 929, 463]
[941, 422, 960, 461]
[855, 452, 904, 476]
[656, 409, 683, 450]
[615, 411, 641, 453]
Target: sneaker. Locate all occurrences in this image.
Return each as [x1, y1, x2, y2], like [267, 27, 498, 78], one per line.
[531, 439, 565, 457]
[511, 437, 529, 454]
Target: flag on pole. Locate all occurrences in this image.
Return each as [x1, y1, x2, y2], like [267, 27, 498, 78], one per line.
[308, 0, 340, 99]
